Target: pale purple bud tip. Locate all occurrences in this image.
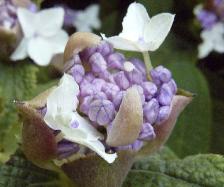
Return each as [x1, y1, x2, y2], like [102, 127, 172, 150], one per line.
[96, 42, 113, 57]
[84, 73, 95, 82]
[150, 66, 172, 85]
[92, 78, 106, 91]
[112, 91, 125, 110]
[158, 83, 173, 106]
[79, 46, 97, 62]
[107, 52, 125, 69]
[57, 140, 80, 159]
[117, 140, 144, 151]
[88, 99, 115, 126]
[156, 106, 171, 124]
[134, 85, 145, 105]
[143, 98, 159, 124]
[167, 79, 177, 94]
[71, 64, 85, 83]
[63, 6, 77, 27]
[80, 96, 93, 115]
[129, 58, 146, 76]
[28, 3, 37, 12]
[89, 52, 107, 73]
[114, 71, 130, 90]
[125, 69, 143, 85]
[80, 82, 95, 97]
[102, 83, 120, 100]
[142, 82, 157, 101]
[138, 123, 156, 141]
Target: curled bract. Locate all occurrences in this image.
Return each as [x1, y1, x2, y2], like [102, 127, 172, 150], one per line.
[106, 86, 143, 147]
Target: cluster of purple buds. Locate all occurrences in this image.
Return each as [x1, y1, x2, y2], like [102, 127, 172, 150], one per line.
[195, 0, 224, 29]
[0, 0, 17, 29]
[0, 0, 37, 30]
[63, 41, 177, 153]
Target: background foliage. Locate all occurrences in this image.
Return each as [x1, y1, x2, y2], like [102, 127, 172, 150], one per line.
[0, 0, 224, 186]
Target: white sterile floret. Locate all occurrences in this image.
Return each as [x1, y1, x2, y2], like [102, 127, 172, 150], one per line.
[198, 22, 224, 58]
[102, 2, 175, 52]
[10, 7, 69, 66]
[44, 74, 117, 164]
[73, 4, 101, 32]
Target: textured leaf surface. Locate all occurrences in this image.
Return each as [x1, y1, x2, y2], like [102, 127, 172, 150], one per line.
[0, 63, 38, 162]
[0, 149, 61, 187]
[151, 38, 212, 157]
[124, 152, 224, 187]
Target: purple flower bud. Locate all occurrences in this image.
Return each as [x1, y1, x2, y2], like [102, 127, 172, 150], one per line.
[80, 82, 95, 97]
[96, 41, 113, 57]
[150, 66, 172, 85]
[142, 82, 157, 101]
[102, 83, 120, 100]
[134, 85, 145, 105]
[117, 140, 144, 151]
[80, 96, 94, 114]
[167, 79, 177, 94]
[88, 99, 115, 126]
[112, 91, 125, 110]
[156, 106, 171, 124]
[89, 52, 107, 73]
[70, 64, 85, 83]
[138, 123, 156, 141]
[113, 71, 130, 90]
[129, 58, 146, 77]
[62, 6, 77, 27]
[57, 140, 80, 159]
[125, 69, 143, 85]
[92, 78, 106, 91]
[107, 52, 125, 69]
[158, 83, 173, 106]
[79, 46, 97, 62]
[84, 73, 95, 82]
[98, 70, 115, 83]
[196, 10, 217, 29]
[143, 98, 159, 124]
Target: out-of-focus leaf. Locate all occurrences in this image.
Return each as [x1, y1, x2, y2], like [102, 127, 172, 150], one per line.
[149, 37, 212, 157]
[0, 62, 38, 162]
[124, 153, 224, 187]
[138, 0, 173, 15]
[0, 149, 73, 187]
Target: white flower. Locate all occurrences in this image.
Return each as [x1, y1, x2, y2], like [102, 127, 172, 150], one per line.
[44, 74, 117, 164]
[198, 22, 224, 58]
[10, 7, 69, 66]
[73, 4, 101, 32]
[102, 2, 175, 52]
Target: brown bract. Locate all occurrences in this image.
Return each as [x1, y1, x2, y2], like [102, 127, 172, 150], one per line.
[62, 151, 135, 187]
[17, 102, 57, 167]
[106, 87, 143, 147]
[63, 32, 101, 63]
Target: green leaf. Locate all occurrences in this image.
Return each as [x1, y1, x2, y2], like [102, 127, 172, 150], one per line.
[0, 62, 38, 162]
[0, 149, 64, 187]
[124, 153, 224, 187]
[150, 37, 212, 157]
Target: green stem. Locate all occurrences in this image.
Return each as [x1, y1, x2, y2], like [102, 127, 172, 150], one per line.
[142, 51, 153, 81]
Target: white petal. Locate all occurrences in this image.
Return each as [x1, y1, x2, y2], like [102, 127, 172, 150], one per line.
[44, 74, 79, 130]
[27, 37, 53, 66]
[119, 2, 150, 41]
[73, 4, 101, 32]
[36, 8, 64, 37]
[17, 8, 36, 37]
[46, 30, 69, 54]
[198, 41, 213, 58]
[102, 34, 152, 52]
[144, 13, 175, 51]
[60, 113, 117, 164]
[10, 38, 28, 61]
